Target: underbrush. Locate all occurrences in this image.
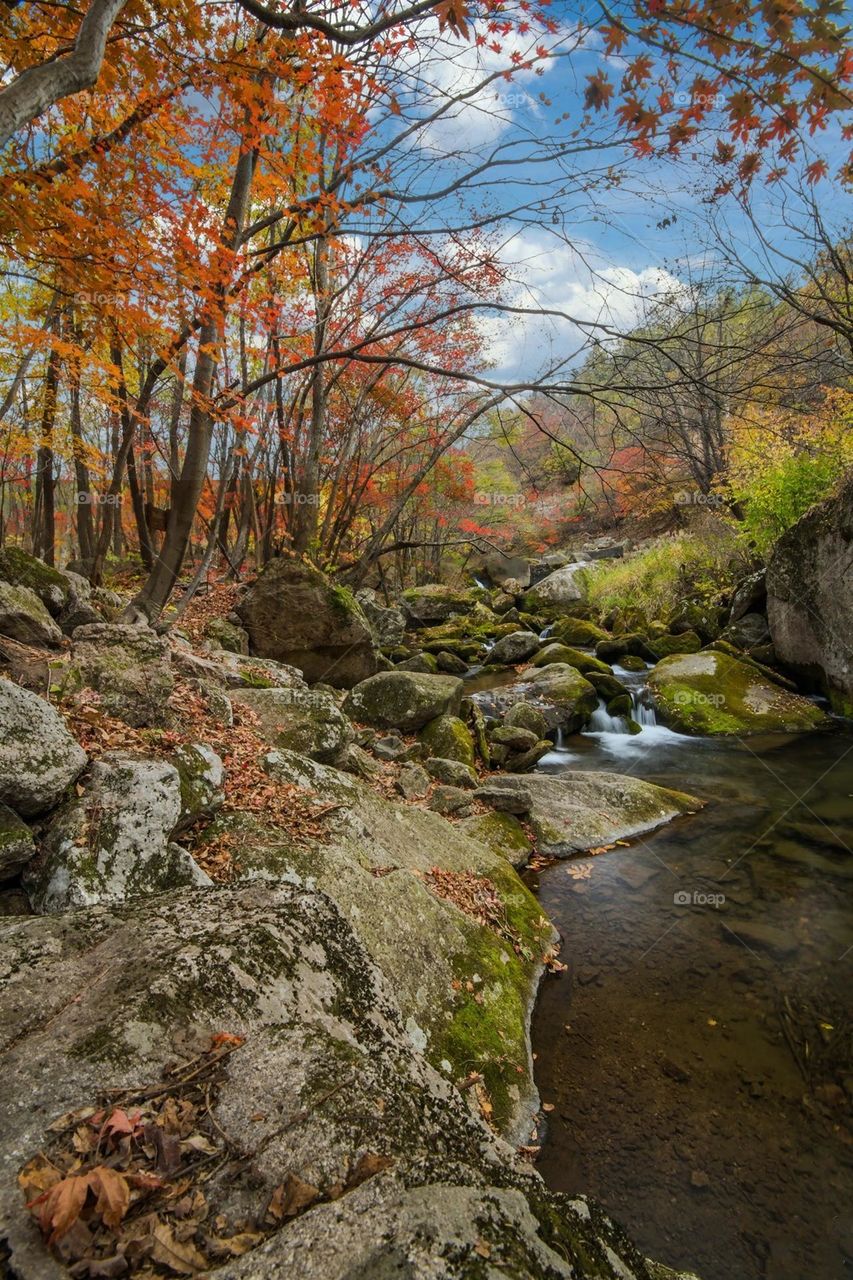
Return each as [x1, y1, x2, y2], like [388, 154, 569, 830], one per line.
[583, 521, 751, 627]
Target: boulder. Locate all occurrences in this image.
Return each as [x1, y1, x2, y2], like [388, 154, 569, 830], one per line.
[647, 650, 830, 735]
[424, 757, 477, 788]
[720, 612, 771, 653]
[236, 559, 378, 688]
[205, 615, 249, 654]
[344, 671, 463, 732]
[458, 811, 532, 868]
[0, 581, 62, 647]
[0, 885, 697, 1280]
[396, 651, 438, 673]
[435, 650, 468, 674]
[490, 724, 540, 751]
[489, 630, 541, 665]
[729, 569, 767, 623]
[23, 754, 210, 913]
[174, 647, 306, 690]
[419, 714, 475, 765]
[503, 702, 548, 738]
[355, 588, 406, 648]
[503, 740, 552, 772]
[549, 617, 609, 647]
[489, 773, 700, 858]
[521, 564, 587, 611]
[648, 630, 702, 659]
[400, 583, 481, 625]
[71, 623, 174, 727]
[229, 686, 353, 763]
[236, 750, 554, 1139]
[531, 643, 611, 675]
[489, 664, 598, 734]
[0, 546, 71, 614]
[473, 782, 533, 815]
[0, 679, 87, 816]
[429, 784, 474, 815]
[595, 633, 658, 663]
[395, 763, 432, 799]
[172, 742, 226, 830]
[475, 551, 531, 589]
[0, 803, 36, 880]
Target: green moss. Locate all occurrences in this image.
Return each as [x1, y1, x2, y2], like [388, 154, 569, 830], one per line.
[0, 546, 68, 600]
[419, 714, 475, 765]
[70, 1023, 132, 1066]
[531, 644, 611, 675]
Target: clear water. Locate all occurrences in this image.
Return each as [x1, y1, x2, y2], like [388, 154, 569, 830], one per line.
[530, 722, 853, 1279]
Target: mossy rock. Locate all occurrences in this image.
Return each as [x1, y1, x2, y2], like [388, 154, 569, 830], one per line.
[618, 654, 648, 672]
[419, 714, 475, 765]
[531, 643, 611, 675]
[503, 702, 548, 738]
[396, 651, 438, 673]
[0, 802, 36, 880]
[400, 584, 482, 626]
[549, 617, 609, 647]
[649, 630, 702, 659]
[205, 616, 249, 655]
[647, 650, 831, 736]
[607, 694, 632, 717]
[491, 664, 598, 735]
[586, 671, 629, 701]
[0, 546, 70, 614]
[344, 671, 463, 732]
[595, 632, 657, 663]
[456, 813, 532, 868]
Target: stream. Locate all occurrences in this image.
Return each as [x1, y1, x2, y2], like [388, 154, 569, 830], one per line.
[471, 663, 853, 1279]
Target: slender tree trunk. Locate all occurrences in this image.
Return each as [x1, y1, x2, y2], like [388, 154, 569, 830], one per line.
[32, 333, 61, 564]
[69, 351, 95, 564]
[293, 232, 330, 555]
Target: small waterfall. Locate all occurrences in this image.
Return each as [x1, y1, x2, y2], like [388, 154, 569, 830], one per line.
[473, 575, 490, 590]
[554, 726, 567, 749]
[588, 699, 629, 733]
[632, 689, 657, 727]
[539, 623, 554, 642]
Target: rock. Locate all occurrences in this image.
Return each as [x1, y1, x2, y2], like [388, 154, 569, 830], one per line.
[435, 650, 468, 674]
[0, 803, 36, 880]
[474, 551, 531, 588]
[71, 623, 175, 727]
[229, 686, 353, 763]
[668, 600, 724, 643]
[458, 812, 532, 868]
[429, 784, 473, 815]
[489, 630, 541, 665]
[419, 714, 475, 765]
[23, 754, 210, 912]
[0, 581, 63, 646]
[531, 643, 611, 675]
[172, 743, 225, 830]
[504, 740, 552, 772]
[729, 569, 767, 623]
[474, 783, 533, 815]
[595, 633, 658, 663]
[0, 546, 71, 614]
[586, 671, 629, 702]
[400, 583, 480, 625]
[719, 919, 797, 957]
[720, 612, 771, 652]
[425, 757, 477, 789]
[521, 563, 587, 611]
[205, 615, 249, 654]
[396, 651, 438, 673]
[0, 884, 696, 1280]
[355, 588, 407, 648]
[243, 751, 554, 1138]
[647, 650, 829, 735]
[344, 671, 463, 731]
[618, 654, 648, 672]
[236, 559, 378, 688]
[373, 734, 406, 761]
[173, 647, 306, 691]
[648, 630, 702, 658]
[503, 702, 548, 739]
[549, 617, 609, 647]
[490, 724, 540, 751]
[395, 763, 432, 799]
[0, 679, 87, 816]
[484, 773, 700, 857]
[758, 476, 850, 716]
[490, 664, 598, 734]
[60, 603, 104, 634]
[339, 742, 383, 780]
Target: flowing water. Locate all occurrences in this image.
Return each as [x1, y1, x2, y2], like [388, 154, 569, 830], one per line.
[520, 667, 853, 1280]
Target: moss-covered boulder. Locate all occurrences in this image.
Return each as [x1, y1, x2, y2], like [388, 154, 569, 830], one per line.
[71, 622, 175, 727]
[419, 714, 475, 765]
[0, 883, 700, 1280]
[503, 701, 548, 738]
[491, 664, 598, 734]
[344, 671, 463, 732]
[0, 803, 35, 880]
[586, 671, 630, 702]
[488, 630, 541, 665]
[0, 546, 70, 614]
[236, 559, 378, 688]
[0, 581, 63, 647]
[237, 751, 554, 1139]
[172, 742, 225, 830]
[595, 633, 658, 663]
[458, 811, 532, 868]
[205, 615, 249, 654]
[647, 650, 831, 735]
[487, 773, 701, 858]
[531, 643, 611, 675]
[23, 754, 210, 912]
[550, 616, 609, 647]
[0, 678, 87, 816]
[229, 686, 353, 763]
[400, 583, 482, 625]
[648, 630, 702, 658]
[396, 651, 438, 673]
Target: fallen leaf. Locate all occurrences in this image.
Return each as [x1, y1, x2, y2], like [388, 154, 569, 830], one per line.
[31, 1172, 90, 1245]
[90, 1168, 130, 1229]
[151, 1220, 208, 1274]
[347, 1152, 393, 1189]
[266, 1173, 321, 1222]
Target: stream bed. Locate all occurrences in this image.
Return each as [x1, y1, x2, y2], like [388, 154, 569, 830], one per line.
[526, 691, 853, 1279]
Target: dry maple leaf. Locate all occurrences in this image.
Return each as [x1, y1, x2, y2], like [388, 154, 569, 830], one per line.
[266, 1172, 321, 1222]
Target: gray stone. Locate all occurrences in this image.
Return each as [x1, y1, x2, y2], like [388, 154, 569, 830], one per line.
[429, 785, 473, 815]
[489, 664, 598, 734]
[503, 702, 548, 738]
[71, 622, 174, 727]
[344, 671, 463, 731]
[458, 811, 532, 868]
[395, 763, 432, 799]
[435, 650, 468, 674]
[490, 724, 540, 751]
[0, 803, 35, 880]
[720, 612, 770, 652]
[425, 757, 477, 788]
[0, 679, 87, 816]
[237, 559, 378, 688]
[24, 753, 210, 912]
[229, 686, 353, 763]
[522, 563, 587, 610]
[0, 581, 62, 647]
[474, 783, 533, 815]
[399, 584, 480, 625]
[489, 630, 541, 665]
[173, 742, 225, 830]
[729, 569, 767, 623]
[355, 588, 406, 648]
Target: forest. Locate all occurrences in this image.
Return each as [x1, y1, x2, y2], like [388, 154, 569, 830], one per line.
[0, 3, 851, 1280]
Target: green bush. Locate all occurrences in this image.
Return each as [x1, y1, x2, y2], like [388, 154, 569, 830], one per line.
[730, 452, 848, 557]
